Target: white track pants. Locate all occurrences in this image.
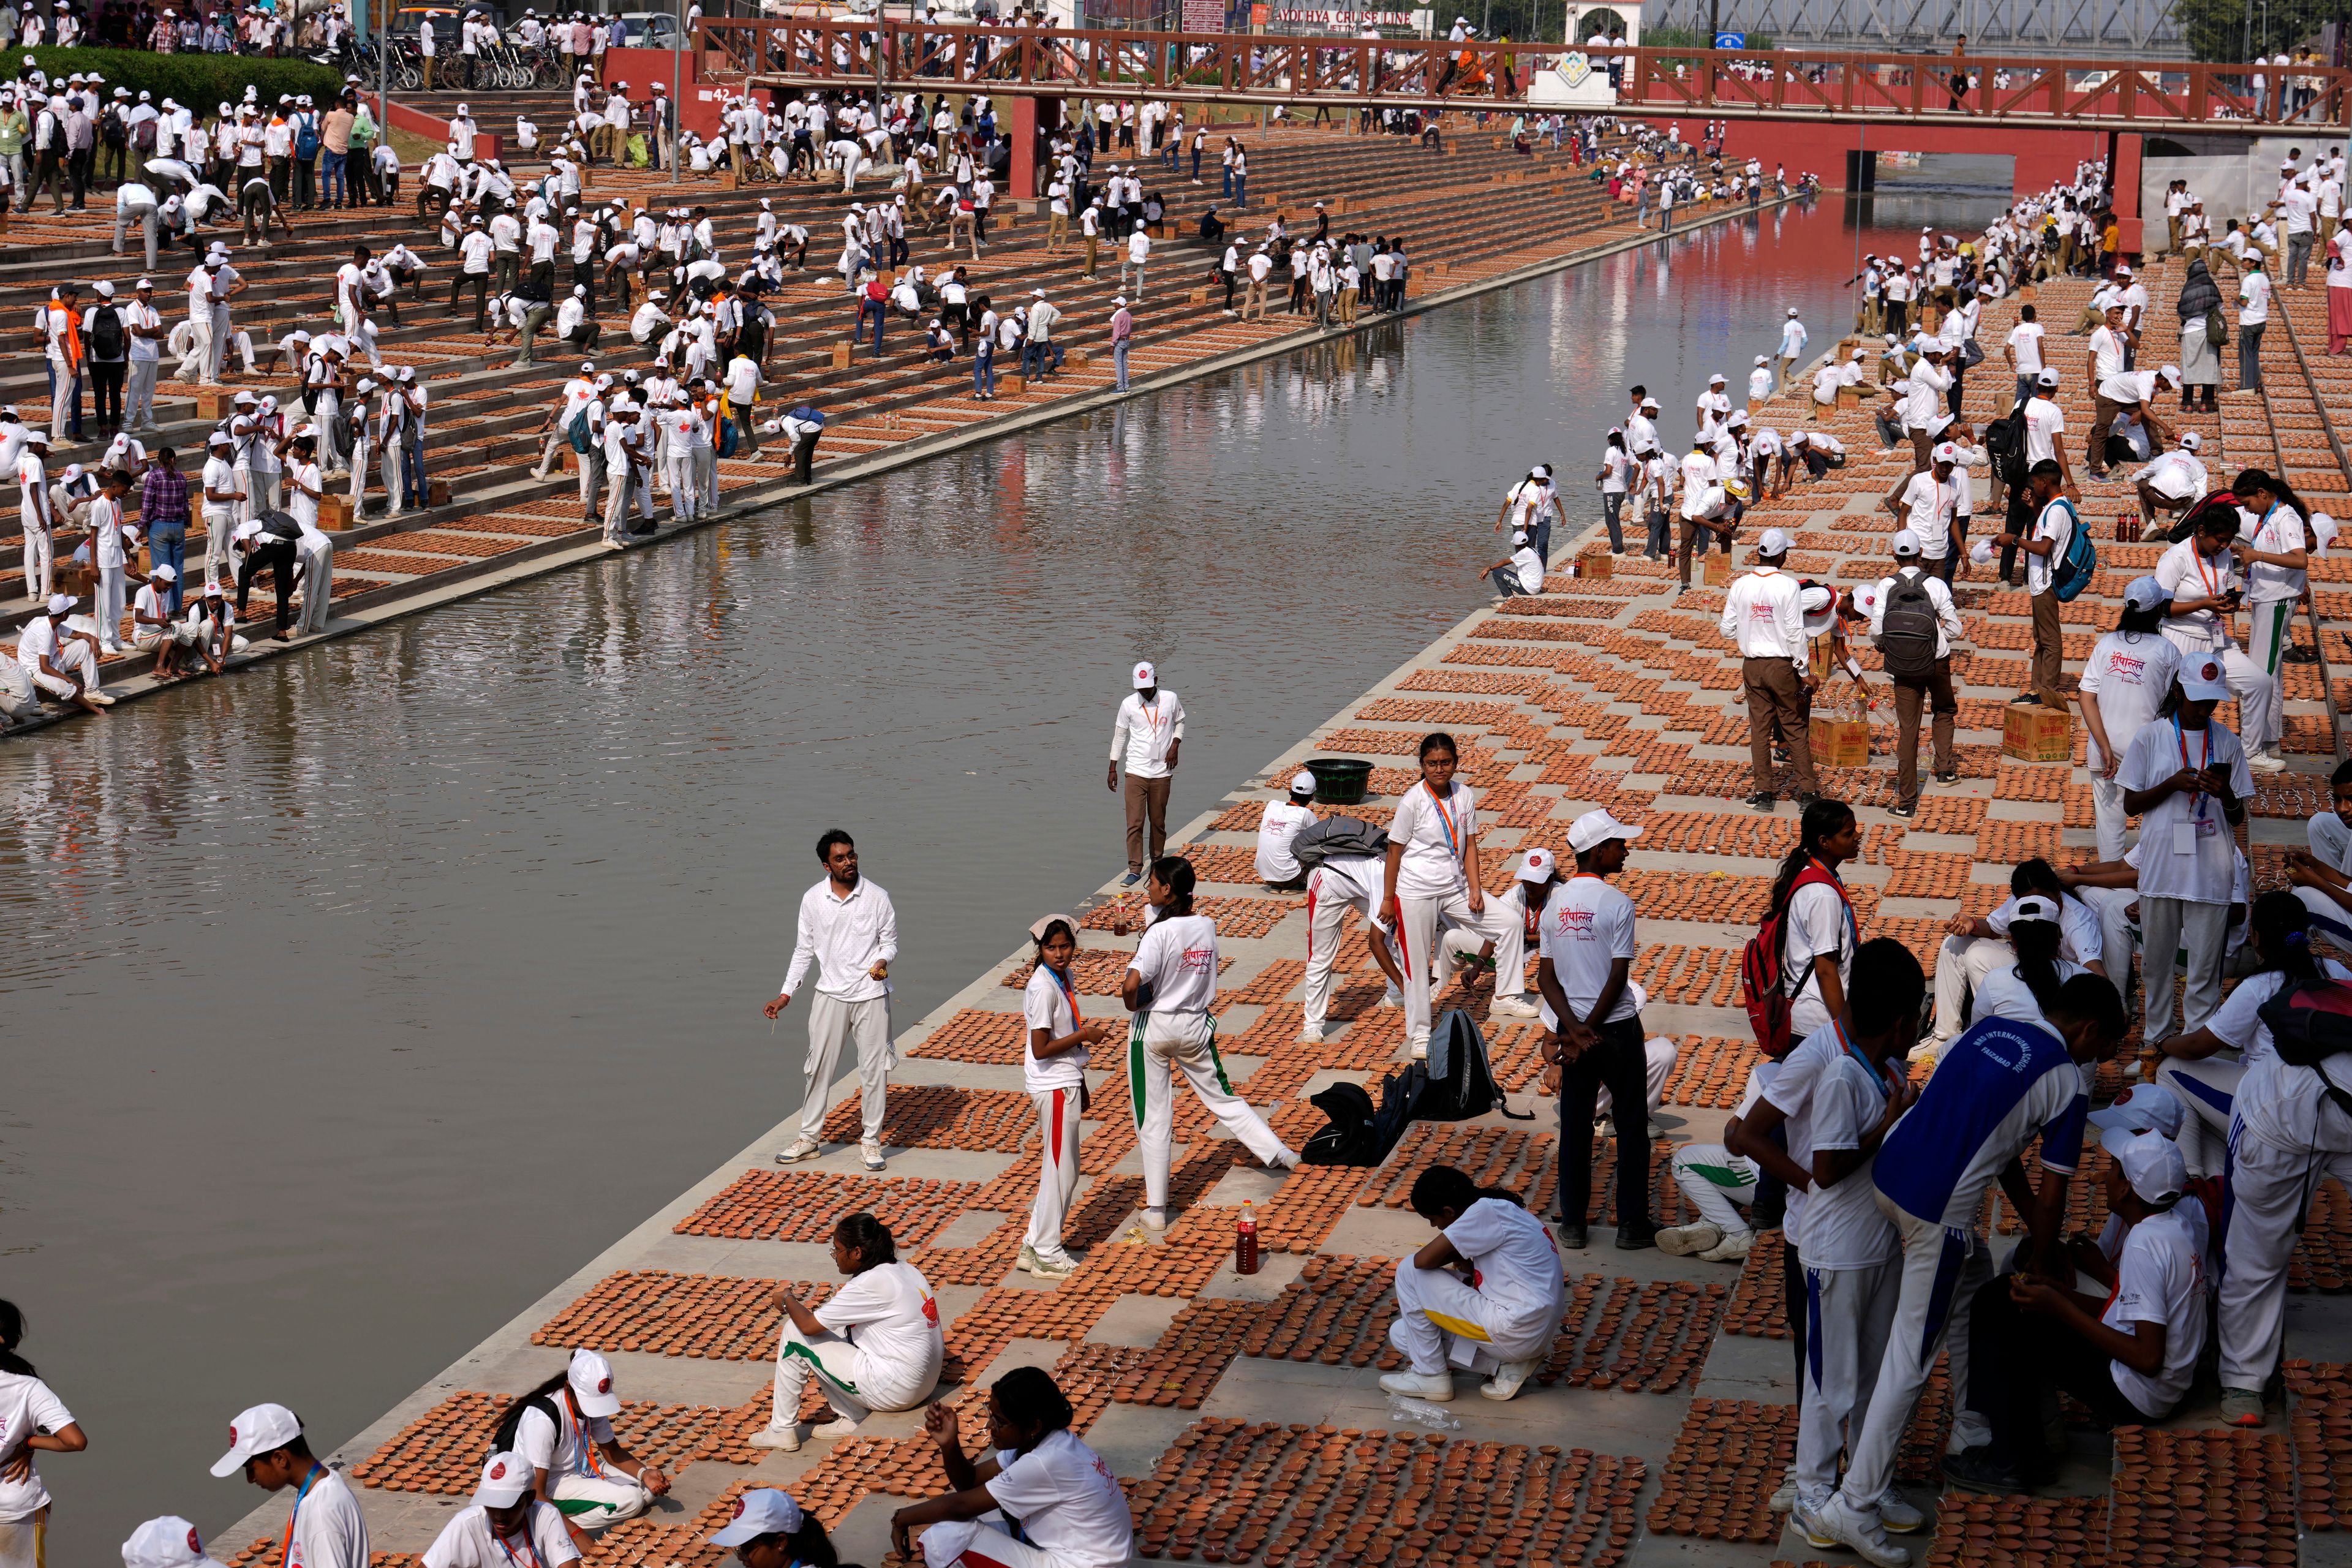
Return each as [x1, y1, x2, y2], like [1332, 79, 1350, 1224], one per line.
[2076, 886, 2139, 1009]
[1838, 1203, 1992, 1514]
[2090, 774, 2130, 862]
[1795, 1258, 1899, 1498]
[922, 1519, 1090, 1568]
[1301, 871, 1398, 1033]
[27, 635, 99, 699]
[797, 992, 893, 1146]
[1126, 1010, 1286, 1210]
[2298, 813, 2352, 954]
[1027, 1086, 1082, 1264]
[295, 538, 333, 635]
[1597, 1035, 1679, 1118]
[2244, 598, 2294, 751]
[1672, 1142, 1758, 1238]
[1388, 1254, 1555, 1376]
[1931, 935, 2013, 1046]
[548, 1467, 652, 1531]
[2139, 896, 2231, 1048]
[18, 509, 48, 602]
[2220, 1121, 2352, 1388]
[2155, 1054, 2245, 1177]
[96, 562, 126, 650]
[1396, 888, 1479, 1051]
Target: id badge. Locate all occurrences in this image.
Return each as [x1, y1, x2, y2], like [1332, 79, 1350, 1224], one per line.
[2174, 820, 2198, 856]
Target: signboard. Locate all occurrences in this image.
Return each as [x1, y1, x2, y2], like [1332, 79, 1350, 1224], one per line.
[1528, 43, 1619, 106]
[1712, 29, 1743, 45]
[1182, 0, 1224, 26]
[1276, 7, 1422, 23]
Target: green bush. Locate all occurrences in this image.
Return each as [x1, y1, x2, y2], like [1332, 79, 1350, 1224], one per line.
[18, 46, 341, 109]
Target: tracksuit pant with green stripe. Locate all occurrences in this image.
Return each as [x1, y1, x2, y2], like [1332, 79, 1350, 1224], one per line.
[1670, 1142, 1758, 1238]
[1131, 1009, 1290, 1210]
[2244, 594, 2294, 752]
[771, 1320, 937, 1429]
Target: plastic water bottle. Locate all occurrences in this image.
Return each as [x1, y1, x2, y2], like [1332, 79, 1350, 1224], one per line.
[1235, 1200, 1259, 1275]
[1385, 1395, 1461, 1431]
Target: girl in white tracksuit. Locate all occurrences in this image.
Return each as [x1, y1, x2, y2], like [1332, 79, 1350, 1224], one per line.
[1020, 915, 1108, 1278]
[1384, 731, 1485, 1060]
[1120, 856, 1297, 1229]
[755, 1213, 943, 1452]
[1377, 1166, 1566, 1404]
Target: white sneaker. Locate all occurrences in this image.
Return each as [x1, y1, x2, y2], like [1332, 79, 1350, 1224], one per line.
[1698, 1229, 1755, 1263]
[1140, 1206, 1167, 1231]
[1479, 1359, 1539, 1401]
[85, 691, 116, 706]
[745, 1424, 801, 1452]
[861, 1141, 886, 1170]
[1298, 1015, 1327, 1041]
[773, 1137, 822, 1164]
[1654, 1221, 1722, 1257]
[2248, 749, 2288, 774]
[810, 1415, 861, 1440]
[1768, 1471, 1799, 1513]
[1377, 1369, 1455, 1401]
[1798, 1493, 1910, 1568]
[1269, 1145, 1301, 1170]
[1877, 1487, 1926, 1534]
[1487, 994, 1539, 1019]
[1026, 1250, 1076, 1279]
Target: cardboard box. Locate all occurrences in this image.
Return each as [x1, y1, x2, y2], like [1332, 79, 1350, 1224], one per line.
[1838, 386, 1862, 408]
[1809, 715, 1870, 769]
[1001, 373, 1027, 394]
[426, 478, 451, 508]
[2002, 705, 2074, 763]
[195, 388, 232, 421]
[831, 342, 853, 371]
[320, 494, 355, 531]
[1577, 551, 1613, 579]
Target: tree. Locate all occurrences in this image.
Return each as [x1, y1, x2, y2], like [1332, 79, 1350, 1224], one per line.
[2174, 0, 2331, 61]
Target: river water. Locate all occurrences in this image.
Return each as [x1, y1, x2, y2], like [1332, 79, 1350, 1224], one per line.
[0, 183, 2003, 1555]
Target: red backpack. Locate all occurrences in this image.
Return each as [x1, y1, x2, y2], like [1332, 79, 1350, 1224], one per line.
[1740, 862, 1854, 1058]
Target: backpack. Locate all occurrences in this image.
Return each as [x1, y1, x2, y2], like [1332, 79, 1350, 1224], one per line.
[1288, 815, 1389, 872]
[1298, 1081, 1382, 1166]
[1405, 1009, 1522, 1122]
[1739, 864, 1853, 1058]
[100, 107, 126, 148]
[1983, 394, 2030, 488]
[1877, 566, 1941, 680]
[2046, 497, 2097, 602]
[295, 115, 320, 160]
[565, 407, 594, 454]
[2206, 306, 2230, 347]
[87, 304, 124, 361]
[2255, 979, 2352, 1121]
[133, 115, 157, 152]
[488, 1390, 564, 1459]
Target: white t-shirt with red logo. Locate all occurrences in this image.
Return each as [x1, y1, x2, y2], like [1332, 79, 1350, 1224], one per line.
[815, 1261, 943, 1412]
[1535, 875, 1638, 1028]
[1128, 911, 1219, 1012]
[421, 1502, 578, 1568]
[283, 1466, 371, 1568]
[983, 1429, 1134, 1568]
[2078, 630, 2182, 772]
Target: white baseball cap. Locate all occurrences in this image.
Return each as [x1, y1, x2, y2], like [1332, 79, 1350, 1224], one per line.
[2090, 1082, 2187, 1139]
[1515, 846, 1558, 881]
[1851, 582, 1885, 620]
[2180, 655, 2231, 703]
[209, 1403, 303, 1476]
[1131, 660, 1156, 688]
[2102, 1126, 2188, 1206]
[1757, 527, 1792, 557]
[567, 1349, 620, 1417]
[44, 594, 74, 616]
[2180, 431, 2203, 451]
[2010, 894, 2060, 924]
[1891, 529, 1922, 557]
[2124, 575, 2171, 612]
[473, 1452, 533, 1509]
[1289, 770, 1317, 796]
[711, 1489, 807, 1548]
[1566, 809, 1643, 854]
[121, 1518, 217, 1568]
[1932, 441, 1960, 464]
[151, 563, 178, 582]
[2036, 368, 2059, 388]
[1969, 537, 1997, 567]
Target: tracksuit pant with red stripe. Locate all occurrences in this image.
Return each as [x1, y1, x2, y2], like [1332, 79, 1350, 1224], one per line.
[1027, 1086, 1084, 1265]
[1129, 1009, 1290, 1209]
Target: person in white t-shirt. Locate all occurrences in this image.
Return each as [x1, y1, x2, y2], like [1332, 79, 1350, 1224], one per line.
[0, 1302, 84, 1563]
[2120, 656, 2253, 1049]
[2238, 252, 2272, 392]
[1992, 459, 2077, 708]
[1122, 857, 1297, 1229]
[501, 1351, 666, 1550]
[2002, 303, 2046, 406]
[1384, 732, 1484, 1061]
[421, 1455, 579, 1568]
[1741, 940, 1924, 1538]
[211, 1402, 370, 1568]
[1480, 529, 1544, 598]
[1376, 1167, 1567, 1403]
[707, 1488, 838, 1568]
[1536, 809, 1656, 1250]
[752, 1214, 943, 1452]
[1254, 770, 1319, 887]
[1662, 1063, 1774, 1263]
[1298, 848, 1406, 1041]
[895, 1366, 1133, 1568]
[1015, 915, 1110, 1279]
[2078, 576, 2187, 857]
[2230, 466, 2311, 769]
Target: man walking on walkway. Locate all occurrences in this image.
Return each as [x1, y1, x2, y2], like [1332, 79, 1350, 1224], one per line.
[1110, 660, 1184, 886]
[765, 829, 900, 1172]
[1721, 527, 1817, 810]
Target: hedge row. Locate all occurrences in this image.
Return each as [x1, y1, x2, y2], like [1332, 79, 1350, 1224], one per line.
[20, 46, 343, 108]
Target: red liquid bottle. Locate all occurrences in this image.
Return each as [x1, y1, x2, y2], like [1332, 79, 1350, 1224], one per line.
[1235, 1200, 1259, 1275]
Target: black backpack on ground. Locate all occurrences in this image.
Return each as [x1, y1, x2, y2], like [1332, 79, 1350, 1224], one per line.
[1288, 815, 1388, 872]
[1404, 1009, 1527, 1121]
[1299, 1076, 1415, 1166]
[1879, 566, 1942, 680]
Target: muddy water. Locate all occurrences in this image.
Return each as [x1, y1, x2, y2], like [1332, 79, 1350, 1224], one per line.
[0, 187, 2002, 1554]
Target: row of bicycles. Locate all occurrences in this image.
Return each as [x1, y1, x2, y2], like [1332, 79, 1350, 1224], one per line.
[312, 36, 575, 92]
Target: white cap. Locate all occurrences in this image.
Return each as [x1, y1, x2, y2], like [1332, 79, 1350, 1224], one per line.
[1754, 353, 1768, 364]
[1289, 770, 1317, 796]
[44, 594, 74, 616]
[2180, 431, 2203, 451]
[1932, 441, 1960, 464]
[1891, 529, 1922, 557]
[2180, 655, 2231, 702]
[232, 520, 264, 543]
[1132, 660, 1156, 689]
[1757, 527, 1792, 557]
[122, 1518, 216, 1568]
[2036, 368, 2059, 387]
[209, 1403, 303, 1476]
[2158, 364, 2182, 386]
[1515, 846, 1558, 881]
[1786, 306, 1800, 316]
[1708, 372, 1726, 385]
[2010, 894, 2060, 924]
[567, 1349, 620, 1417]
[2090, 1082, 2187, 1139]
[710, 1489, 807, 1548]
[1851, 582, 1884, 620]
[1567, 809, 1643, 854]
[1511, 530, 1529, 546]
[1969, 537, 1996, 567]
[2124, 575, 2171, 612]
[473, 1452, 533, 1509]
[151, 563, 178, 582]
[2102, 1126, 2188, 1206]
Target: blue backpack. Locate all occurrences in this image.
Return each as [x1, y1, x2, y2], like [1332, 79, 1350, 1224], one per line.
[2048, 497, 2097, 602]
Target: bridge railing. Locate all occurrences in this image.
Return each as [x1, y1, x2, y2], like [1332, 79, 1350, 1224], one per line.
[696, 21, 2350, 130]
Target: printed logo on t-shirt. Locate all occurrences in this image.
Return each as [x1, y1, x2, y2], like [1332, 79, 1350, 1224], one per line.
[2108, 655, 2148, 685]
[1549, 908, 1597, 940]
[189, 1528, 203, 1554]
[1180, 946, 1213, 974]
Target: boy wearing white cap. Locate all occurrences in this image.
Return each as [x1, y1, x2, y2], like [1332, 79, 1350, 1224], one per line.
[1947, 1128, 2203, 1491]
[710, 1488, 833, 1568]
[1869, 528, 1964, 818]
[121, 1517, 225, 1568]
[2120, 654, 2251, 1048]
[1480, 531, 1543, 599]
[1992, 459, 2078, 709]
[1536, 809, 1654, 1250]
[1719, 528, 1817, 810]
[211, 1403, 370, 1568]
[1108, 662, 1183, 886]
[1254, 771, 1319, 888]
[1779, 307, 1809, 393]
[510, 1351, 666, 1540]
[2077, 576, 2184, 858]
[764, 829, 899, 1170]
[420, 1454, 577, 1568]
[18, 593, 108, 712]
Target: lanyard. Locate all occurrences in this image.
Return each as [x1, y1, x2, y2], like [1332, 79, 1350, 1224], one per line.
[1833, 1020, 1894, 1099]
[493, 1523, 544, 1568]
[1046, 961, 1080, 1032]
[2193, 545, 2230, 608]
[2174, 714, 2210, 819]
[279, 1466, 322, 1567]
[1139, 694, 1165, 738]
[1425, 782, 1463, 860]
